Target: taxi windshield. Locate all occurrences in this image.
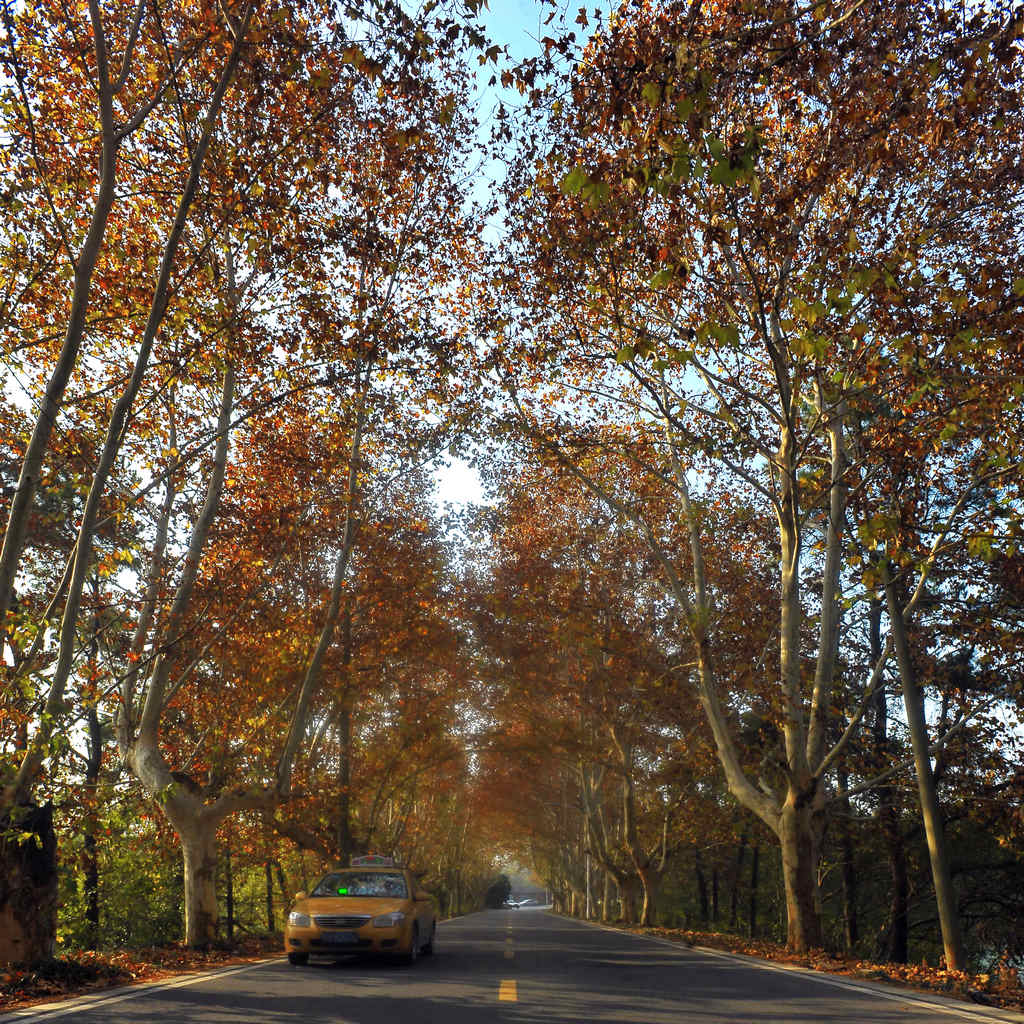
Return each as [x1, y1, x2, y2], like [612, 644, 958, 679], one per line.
[311, 871, 408, 899]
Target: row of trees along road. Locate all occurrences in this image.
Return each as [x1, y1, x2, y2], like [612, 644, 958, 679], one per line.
[468, 452, 1024, 963]
[0, 0, 488, 959]
[1, 0, 1023, 976]
[484, 0, 1024, 968]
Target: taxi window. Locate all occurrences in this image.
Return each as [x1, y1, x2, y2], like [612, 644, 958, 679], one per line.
[311, 871, 408, 898]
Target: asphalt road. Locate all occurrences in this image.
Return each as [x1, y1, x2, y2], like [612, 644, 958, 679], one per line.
[9, 909, 1024, 1024]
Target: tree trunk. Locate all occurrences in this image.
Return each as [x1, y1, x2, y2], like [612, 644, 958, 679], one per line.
[885, 570, 965, 970]
[779, 791, 824, 950]
[264, 860, 276, 933]
[882, 805, 909, 963]
[180, 821, 219, 949]
[730, 834, 747, 929]
[619, 876, 640, 924]
[609, 724, 665, 929]
[335, 606, 354, 864]
[602, 871, 613, 923]
[0, 804, 57, 964]
[695, 846, 709, 923]
[82, 829, 100, 950]
[869, 593, 909, 964]
[837, 765, 858, 951]
[637, 864, 659, 926]
[712, 864, 719, 925]
[275, 861, 289, 904]
[336, 700, 353, 864]
[0, 44, 120, 628]
[82, 700, 103, 949]
[224, 832, 234, 942]
[776, 441, 826, 954]
[749, 843, 759, 938]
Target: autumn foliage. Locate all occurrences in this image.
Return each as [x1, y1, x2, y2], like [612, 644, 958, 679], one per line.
[1, 0, 1023, 1008]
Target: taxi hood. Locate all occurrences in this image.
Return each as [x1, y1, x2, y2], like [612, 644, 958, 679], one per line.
[295, 896, 407, 916]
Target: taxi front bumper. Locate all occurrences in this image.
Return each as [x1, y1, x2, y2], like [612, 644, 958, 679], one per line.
[285, 921, 413, 955]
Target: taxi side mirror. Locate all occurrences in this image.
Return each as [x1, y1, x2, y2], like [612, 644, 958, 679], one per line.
[294, 891, 307, 901]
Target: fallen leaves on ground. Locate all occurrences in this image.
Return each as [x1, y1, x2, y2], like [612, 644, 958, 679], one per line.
[0, 936, 281, 1013]
[607, 923, 1024, 1011]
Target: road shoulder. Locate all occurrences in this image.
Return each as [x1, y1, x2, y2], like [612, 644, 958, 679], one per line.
[1, 957, 281, 1021]
[557, 913, 1024, 1024]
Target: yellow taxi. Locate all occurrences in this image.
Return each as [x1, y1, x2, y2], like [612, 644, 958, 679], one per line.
[285, 855, 436, 965]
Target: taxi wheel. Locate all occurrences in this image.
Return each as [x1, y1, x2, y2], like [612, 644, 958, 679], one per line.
[288, 952, 309, 966]
[404, 925, 420, 965]
[422, 922, 435, 956]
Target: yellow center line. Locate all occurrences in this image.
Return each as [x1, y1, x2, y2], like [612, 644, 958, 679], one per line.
[498, 979, 518, 1002]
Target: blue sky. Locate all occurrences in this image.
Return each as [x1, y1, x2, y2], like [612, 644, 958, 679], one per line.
[431, 1, 574, 509]
[479, 0, 548, 60]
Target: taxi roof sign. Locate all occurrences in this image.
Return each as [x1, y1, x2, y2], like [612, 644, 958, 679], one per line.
[350, 854, 397, 867]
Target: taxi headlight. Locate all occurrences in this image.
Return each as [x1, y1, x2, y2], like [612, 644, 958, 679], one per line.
[288, 911, 311, 927]
[370, 911, 406, 928]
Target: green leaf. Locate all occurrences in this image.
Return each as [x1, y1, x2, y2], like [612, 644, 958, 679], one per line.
[669, 153, 691, 182]
[616, 345, 635, 363]
[649, 269, 673, 289]
[560, 166, 588, 196]
[1013, 278, 1024, 297]
[967, 534, 993, 560]
[642, 82, 662, 106]
[709, 323, 740, 346]
[709, 160, 739, 187]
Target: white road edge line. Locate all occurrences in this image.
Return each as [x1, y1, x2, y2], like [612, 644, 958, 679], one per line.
[687, 944, 1023, 1024]
[9, 911, 517, 1021]
[6, 958, 280, 1022]
[569, 916, 1024, 1024]
[6, 925, 482, 1024]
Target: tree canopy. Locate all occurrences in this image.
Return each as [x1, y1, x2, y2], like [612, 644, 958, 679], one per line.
[1, 0, 1022, 987]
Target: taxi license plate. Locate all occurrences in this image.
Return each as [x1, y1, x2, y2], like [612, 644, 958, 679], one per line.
[321, 931, 359, 946]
